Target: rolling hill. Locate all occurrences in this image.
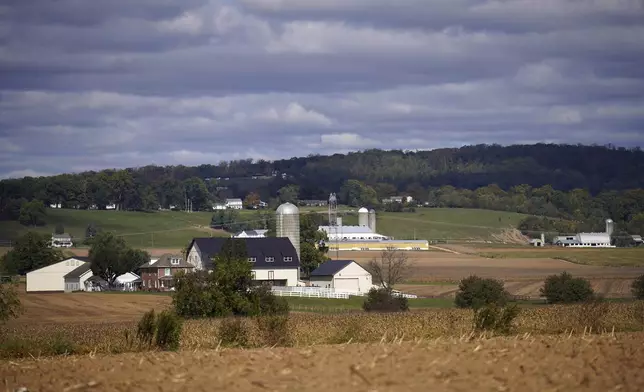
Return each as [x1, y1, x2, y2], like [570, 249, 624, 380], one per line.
[1, 207, 530, 249]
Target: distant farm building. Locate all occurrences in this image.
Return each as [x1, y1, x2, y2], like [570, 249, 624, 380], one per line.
[309, 260, 372, 294]
[51, 233, 73, 248]
[232, 229, 268, 238]
[553, 219, 615, 248]
[27, 257, 89, 292]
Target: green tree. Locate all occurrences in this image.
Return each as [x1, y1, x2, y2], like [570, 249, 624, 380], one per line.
[0, 283, 22, 323]
[630, 274, 644, 300]
[339, 180, 378, 207]
[628, 213, 644, 236]
[89, 232, 150, 287]
[278, 185, 300, 204]
[244, 192, 261, 209]
[54, 224, 65, 235]
[173, 238, 288, 318]
[1, 232, 63, 275]
[18, 200, 47, 226]
[184, 177, 211, 211]
[454, 275, 509, 309]
[540, 272, 595, 304]
[85, 223, 98, 243]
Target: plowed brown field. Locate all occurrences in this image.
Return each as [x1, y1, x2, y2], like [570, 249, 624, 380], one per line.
[2, 333, 643, 392]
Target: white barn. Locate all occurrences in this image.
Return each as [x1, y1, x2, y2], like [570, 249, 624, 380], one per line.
[309, 260, 372, 294]
[318, 225, 389, 241]
[26, 257, 89, 292]
[63, 262, 93, 292]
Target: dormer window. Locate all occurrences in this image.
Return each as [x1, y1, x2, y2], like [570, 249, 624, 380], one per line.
[248, 257, 257, 263]
[265, 257, 275, 262]
[283, 257, 293, 262]
[171, 258, 180, 265]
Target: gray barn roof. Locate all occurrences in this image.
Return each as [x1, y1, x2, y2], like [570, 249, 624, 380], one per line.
[310, 260, 354, 276]
[64, 263, 92, 280]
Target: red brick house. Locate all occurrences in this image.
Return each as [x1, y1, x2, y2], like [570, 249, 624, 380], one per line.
[138, 254, 194, 291]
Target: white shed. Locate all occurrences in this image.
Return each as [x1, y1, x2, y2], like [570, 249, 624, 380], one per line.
[26, 257, 89, 292]
[64, 263, 93, 292]
[309, 260, 372, 294]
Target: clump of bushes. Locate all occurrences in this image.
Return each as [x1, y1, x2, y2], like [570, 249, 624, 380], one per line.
[131, 309, 183, 351]
[256, 315, 291, 347]
[362, 288, 409, 312]
[631, 274, 644, 300]
[0, 282, 22, 324]
[455, 275, 519, 334]
[454, 275, 508, 309]
[473, 304, 521, 334]
[540, 271, 595, 304]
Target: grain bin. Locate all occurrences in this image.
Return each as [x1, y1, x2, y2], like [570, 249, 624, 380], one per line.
[368, 209, 376, 233]
[358, 207, 369, 227]
[276, 202, 300, 261]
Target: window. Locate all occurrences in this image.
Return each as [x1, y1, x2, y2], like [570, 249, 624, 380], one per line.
[268, 271, 274, 280]
[265, 257, 275, 262]
[171, 258, 180, 265]
[283, 257, 293, 262]
[164, 268, 171, 276]
[248, 257, 257, 262]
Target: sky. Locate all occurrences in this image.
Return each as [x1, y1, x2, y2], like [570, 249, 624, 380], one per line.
[1, 0, 644, 179]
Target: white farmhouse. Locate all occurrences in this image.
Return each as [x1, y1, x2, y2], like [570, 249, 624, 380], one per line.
[187, 237, 300, 286]
[225, 198, 243, 209]
[232, 229, 268, 238]
[309, 260, 373, 294]
[26, 257, 89, 292]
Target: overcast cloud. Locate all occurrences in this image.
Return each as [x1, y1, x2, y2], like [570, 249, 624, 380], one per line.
[1, 0, 643, 178]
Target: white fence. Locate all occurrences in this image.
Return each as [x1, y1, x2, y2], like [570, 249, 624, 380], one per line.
[270, 286, 417, 299]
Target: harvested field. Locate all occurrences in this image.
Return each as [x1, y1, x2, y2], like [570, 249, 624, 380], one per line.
[2, 333, 643, 392]
[340, 250, 644, 298]
[13, 291, 171, 324]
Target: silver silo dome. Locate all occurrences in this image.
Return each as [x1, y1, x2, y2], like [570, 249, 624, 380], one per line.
[276, 202, 300, 262]
[605, 219, 614, 236]
[368, 209, 376, 233]
[358, 207, 369, 227]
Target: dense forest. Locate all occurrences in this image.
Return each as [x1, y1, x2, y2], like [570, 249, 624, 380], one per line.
[1, 144, 643, 236]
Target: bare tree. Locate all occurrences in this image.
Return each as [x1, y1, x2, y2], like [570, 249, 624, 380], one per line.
[367, 249, 412, 291]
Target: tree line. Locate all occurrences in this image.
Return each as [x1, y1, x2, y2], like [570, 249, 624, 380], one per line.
[1, 143, 643, 235]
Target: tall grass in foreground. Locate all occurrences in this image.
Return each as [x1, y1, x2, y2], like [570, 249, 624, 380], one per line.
[2, 302, 643, 358]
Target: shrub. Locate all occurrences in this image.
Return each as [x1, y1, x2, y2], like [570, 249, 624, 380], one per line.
[362, 288, 409, 312]
[454, 275, 508, 309]
[256, 315, 291, 347]
[250, 285, 290, 316]
[155, 311, 182, 351]
[0, 283, 21, 323]
[54, 224, 65, 235]
[136, 309, 156, 347]
[540, 271, 594, 304]
[218, 318, 250, 348]
[473, 304, 520, 334]
[631, 275, 644, 300]
[48, 333, 78, 355]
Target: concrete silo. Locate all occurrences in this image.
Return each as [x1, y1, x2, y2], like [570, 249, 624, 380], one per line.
[276, 202, 300, 261]
[368, 209, 376, 233]
[358, 207, 369, 227]
[605, 219, 614, 236]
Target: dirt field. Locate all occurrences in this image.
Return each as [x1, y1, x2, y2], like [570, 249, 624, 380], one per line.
[340, 251, 644, 298]
[2, 333, 643, 392]
[13, 291, 171, 324]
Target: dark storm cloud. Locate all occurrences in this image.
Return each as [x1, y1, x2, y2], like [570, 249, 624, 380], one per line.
[0, 0, 643, 179]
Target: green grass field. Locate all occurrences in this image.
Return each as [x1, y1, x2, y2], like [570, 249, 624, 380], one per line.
[476, 247, 644, 267]
[0, 209, 227, 248]
[1, 207, 530, 248]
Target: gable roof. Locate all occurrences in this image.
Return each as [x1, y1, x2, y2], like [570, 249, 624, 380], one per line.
[189, 237, 300, 269]
[139, 254, 193, 269]
[310, 260, 355, 276]
[64, 262, 92, 279]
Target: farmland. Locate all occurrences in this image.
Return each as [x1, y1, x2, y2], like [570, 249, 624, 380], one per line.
[0, 207, 530, 248]
[2, 333, 643, 392]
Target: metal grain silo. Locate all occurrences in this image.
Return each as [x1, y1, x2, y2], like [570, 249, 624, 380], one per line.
[276, 202, 300, 261]
[358, 207, 369, 227]
[605, 219, 614, 236]
[368, 209, 376, 233]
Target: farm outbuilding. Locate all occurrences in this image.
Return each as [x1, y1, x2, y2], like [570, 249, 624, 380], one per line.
[26, 257, 89, 292]
[309, 260, 372, 294]
[63, 262, 93, 292]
